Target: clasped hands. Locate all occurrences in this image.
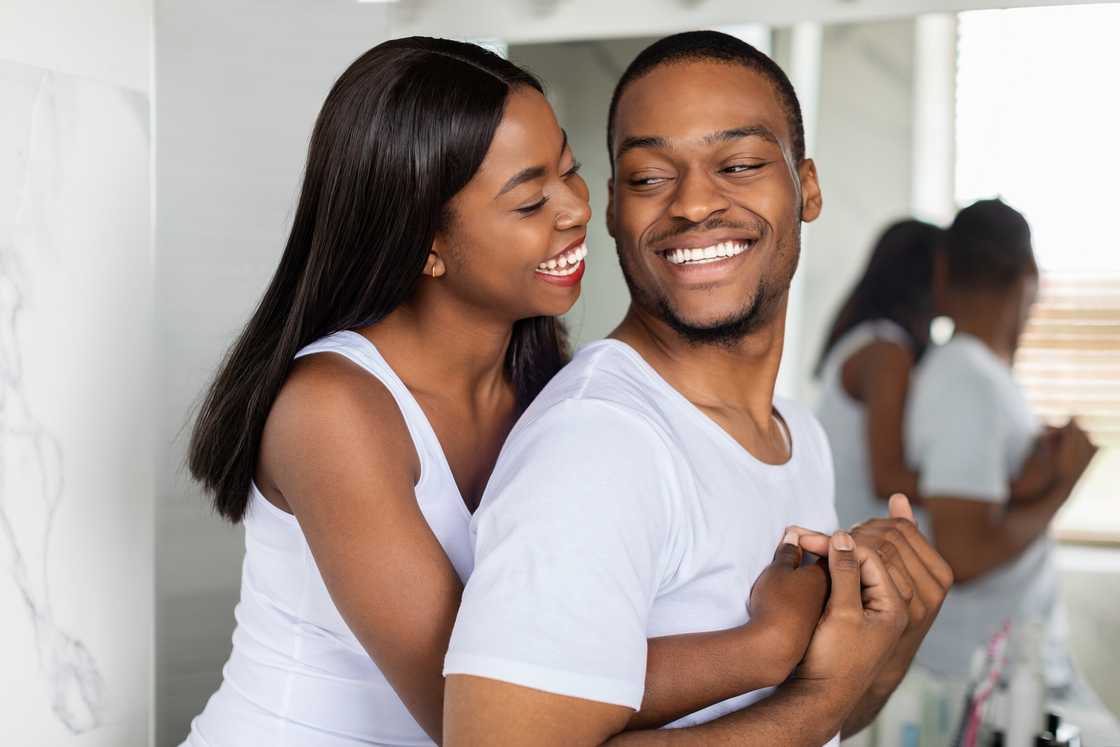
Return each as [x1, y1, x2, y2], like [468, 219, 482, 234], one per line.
[748, 495, 954, 724]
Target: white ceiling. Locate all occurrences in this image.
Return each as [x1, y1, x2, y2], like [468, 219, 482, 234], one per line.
[385, 0, 1112, 44]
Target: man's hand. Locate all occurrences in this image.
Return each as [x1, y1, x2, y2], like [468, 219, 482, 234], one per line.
[1010, 426, 1062, 501]
[792, 496, 953, 736]
[845, 495, 953, 690]
[789, 530, 910, 727]
[747, 531, 829, 675]
[1055, 418, 1097, 487]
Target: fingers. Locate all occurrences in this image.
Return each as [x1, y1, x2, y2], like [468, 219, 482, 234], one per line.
[788, 525, 831, 556]
[772, 528, 804, 568]
[854, 544, 907, 631]
[860, 518, 954, 591]
[888, 493, 915, 524]
[873, 536, 915, 604]
[826, 531, 862, 611]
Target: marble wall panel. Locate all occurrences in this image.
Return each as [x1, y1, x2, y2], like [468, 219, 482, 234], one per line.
[0, 60, 153, 746]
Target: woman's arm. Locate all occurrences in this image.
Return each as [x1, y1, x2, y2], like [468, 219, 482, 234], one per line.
[849, 341, 1061, 506]
[628, 535, 828, 729]
[261, 354, 462, 743]
[844, 341, 922, 502]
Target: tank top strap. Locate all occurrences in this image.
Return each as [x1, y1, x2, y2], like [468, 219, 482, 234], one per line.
[293, 330, 444, 493]
[821, 319, 913, 383]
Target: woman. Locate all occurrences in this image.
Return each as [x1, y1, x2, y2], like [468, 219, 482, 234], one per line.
[182, 38, 824, 746]
[815, 219, 1054, 530]
[814, 220, 943, 529]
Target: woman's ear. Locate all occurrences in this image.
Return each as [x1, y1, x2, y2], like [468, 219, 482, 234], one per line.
[424, 236, 448, 278]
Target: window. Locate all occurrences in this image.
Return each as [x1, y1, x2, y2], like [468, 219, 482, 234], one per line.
[956, 4, 1120, 541]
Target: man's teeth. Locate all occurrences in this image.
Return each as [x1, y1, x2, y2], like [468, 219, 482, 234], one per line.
[663, 241, 750, 266]
[537, 243, 588, 276]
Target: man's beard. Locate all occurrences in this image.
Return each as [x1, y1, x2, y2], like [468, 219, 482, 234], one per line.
[616, 230, 799, 349]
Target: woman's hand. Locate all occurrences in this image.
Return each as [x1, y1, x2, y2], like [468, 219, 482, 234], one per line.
[747, 531, 829, 679]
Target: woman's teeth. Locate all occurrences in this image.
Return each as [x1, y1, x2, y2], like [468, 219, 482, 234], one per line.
[536, 243, 588, 276]
[663, 241, 749, 266]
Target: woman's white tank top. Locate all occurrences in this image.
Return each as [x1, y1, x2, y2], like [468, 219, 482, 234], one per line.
[814, 319, 912, 531]
[182, 330, 473, 747]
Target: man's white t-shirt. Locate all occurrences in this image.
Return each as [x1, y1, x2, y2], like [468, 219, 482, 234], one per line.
[445, 339, 840, 733]
[905, 333, 1063, 680]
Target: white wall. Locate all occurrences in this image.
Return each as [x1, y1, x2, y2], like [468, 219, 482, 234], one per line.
[791, 19, 918, 399]
[153, 2, 392, 743]
[0, 1, 155, 745]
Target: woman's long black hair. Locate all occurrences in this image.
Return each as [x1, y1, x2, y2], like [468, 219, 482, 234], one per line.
[189, 38, 569, 522]
[814, 219, 944, 376]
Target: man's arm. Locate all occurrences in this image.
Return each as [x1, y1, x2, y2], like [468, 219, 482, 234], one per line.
[444, 533, 909, 746]
[927, 420, 1095, 583]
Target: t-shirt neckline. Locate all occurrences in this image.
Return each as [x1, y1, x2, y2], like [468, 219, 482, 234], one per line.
[583, 338, 798, 472]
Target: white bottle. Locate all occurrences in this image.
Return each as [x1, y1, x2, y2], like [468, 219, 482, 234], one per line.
[1005, 621, 1046, 747]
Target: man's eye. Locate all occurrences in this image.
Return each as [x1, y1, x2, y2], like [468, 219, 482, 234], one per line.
[516, 198, 548, 215]
[629, 176, 666, 187]
[723, 163, 766, 174]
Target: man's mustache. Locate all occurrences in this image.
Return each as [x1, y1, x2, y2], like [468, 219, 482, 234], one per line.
[646, 217, 765, 246]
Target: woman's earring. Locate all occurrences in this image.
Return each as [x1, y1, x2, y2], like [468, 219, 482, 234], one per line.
[424, 254, 445, 278]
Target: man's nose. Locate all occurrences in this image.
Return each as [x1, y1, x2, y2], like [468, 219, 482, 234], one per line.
[668, 168, 731, 225]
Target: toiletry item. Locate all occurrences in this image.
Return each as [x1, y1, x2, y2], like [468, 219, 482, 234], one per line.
[1037, 713, 1082, 747]
[875, 672, 922, 747]
[1005, 622, 1046, 747]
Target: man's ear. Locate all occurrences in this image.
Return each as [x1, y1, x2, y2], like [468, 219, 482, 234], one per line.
[423, 236, 448, 278]
[605, 177, 616, 239]
[798, 158, 823, 223]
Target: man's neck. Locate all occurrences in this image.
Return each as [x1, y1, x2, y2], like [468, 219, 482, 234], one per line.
[941, 291, 1015, 363]
[609, 297, 787, 433]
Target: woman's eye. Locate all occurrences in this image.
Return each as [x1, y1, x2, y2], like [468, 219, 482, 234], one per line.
[516, 197, 548, 215]
[563, 161, 583, 178]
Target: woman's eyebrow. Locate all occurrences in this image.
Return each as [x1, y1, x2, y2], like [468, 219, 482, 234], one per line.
[496, 130, 569, 198]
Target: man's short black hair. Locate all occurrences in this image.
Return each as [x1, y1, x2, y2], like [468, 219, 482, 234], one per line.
[606, 30, 806, 173]
[945, 199, 1037, 290]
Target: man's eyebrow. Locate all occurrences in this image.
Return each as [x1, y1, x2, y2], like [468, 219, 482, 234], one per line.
[496, 130, 570, 198]
[616, 135, 667, 160]
[615, 126, 779, 161]
[704, 125, 779, 146]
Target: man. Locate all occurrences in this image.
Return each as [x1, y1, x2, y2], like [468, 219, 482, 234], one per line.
[443, 32, 952, 745]
[901, 199, 1118, 742]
